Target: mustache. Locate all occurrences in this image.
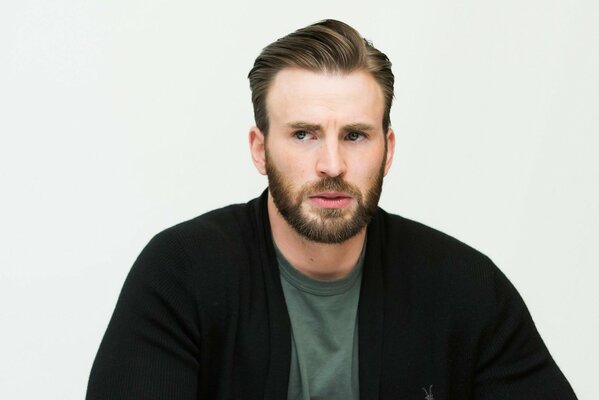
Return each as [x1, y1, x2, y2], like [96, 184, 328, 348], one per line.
[302, 176, 361, 197]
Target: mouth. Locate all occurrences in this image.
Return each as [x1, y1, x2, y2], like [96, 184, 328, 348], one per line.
[308, 192, 353, 208]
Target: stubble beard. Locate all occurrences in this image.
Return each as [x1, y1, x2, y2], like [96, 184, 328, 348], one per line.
[265, 150, 385, 244]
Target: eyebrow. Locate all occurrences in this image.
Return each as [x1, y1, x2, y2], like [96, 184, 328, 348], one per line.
[287, 121, 376, 132]
[287, 121, 321, 131]
[343, 123, 376, 132]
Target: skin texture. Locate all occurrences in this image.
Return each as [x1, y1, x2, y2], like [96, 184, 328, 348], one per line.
[249, 68, 395, 280]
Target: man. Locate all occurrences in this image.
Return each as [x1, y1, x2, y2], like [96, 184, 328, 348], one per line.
[87, 20, 576, 399]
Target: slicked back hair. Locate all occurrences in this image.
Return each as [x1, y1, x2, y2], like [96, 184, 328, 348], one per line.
[248, 19, 394, 135]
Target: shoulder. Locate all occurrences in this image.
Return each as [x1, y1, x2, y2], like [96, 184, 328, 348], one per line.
[135, 199, 260, 280]
[151, 196, 261, 251]
[380, 209, 492, 271]
[377, 209, 501, 311]
[124, 200, 262, 315]
[163, 202, 251, 240]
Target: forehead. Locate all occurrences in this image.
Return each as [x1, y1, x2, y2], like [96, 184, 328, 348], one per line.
[265, 68, 385, 128]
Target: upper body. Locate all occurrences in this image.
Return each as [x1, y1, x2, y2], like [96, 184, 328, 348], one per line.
[87, 19, 577, 399]
[87, 191, 576, 399]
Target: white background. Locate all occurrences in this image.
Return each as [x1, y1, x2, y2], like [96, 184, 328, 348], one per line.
[1, 0, 597, 398]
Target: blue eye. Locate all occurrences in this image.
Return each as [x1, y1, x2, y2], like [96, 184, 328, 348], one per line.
[346, 131, 363, 141]
[294, 131, 311, 140]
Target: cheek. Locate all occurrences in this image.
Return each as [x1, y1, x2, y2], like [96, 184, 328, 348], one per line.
[353, 154, 385, 178]
[276, 153, 312, 177]
[269, 153, 313, 189]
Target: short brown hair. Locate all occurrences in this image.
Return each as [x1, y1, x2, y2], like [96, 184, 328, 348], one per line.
[248, 19, 394, 134]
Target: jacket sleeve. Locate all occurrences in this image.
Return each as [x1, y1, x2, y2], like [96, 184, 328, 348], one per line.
[86, 231, 201, 399]
[473, 265, 577, 399]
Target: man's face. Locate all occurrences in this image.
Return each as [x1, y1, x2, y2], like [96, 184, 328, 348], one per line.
[251, 68, 395, 243]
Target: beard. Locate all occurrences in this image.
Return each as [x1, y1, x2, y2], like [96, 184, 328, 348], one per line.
[265, 151, 385, 244]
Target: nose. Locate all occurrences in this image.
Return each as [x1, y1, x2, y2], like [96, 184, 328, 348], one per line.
[316, 137, 346, 178]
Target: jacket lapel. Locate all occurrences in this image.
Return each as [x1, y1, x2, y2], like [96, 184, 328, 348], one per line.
[359, 209, 386, 399]
[253, 190, 292, 399]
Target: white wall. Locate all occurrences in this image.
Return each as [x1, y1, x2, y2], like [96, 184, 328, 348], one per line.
[1, 0, 596, 398]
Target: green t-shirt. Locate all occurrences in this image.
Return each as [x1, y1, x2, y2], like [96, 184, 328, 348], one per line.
[275, 245, 364, 400]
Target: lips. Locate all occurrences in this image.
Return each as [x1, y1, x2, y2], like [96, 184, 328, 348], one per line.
[308, 192, 353, 208]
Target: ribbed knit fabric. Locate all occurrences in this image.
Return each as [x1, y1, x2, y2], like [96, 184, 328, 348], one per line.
[86, 190, 577, 399]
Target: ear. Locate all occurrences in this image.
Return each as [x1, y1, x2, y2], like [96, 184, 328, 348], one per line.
[383, 128, 396, 176]
[249, 126, 267, 175]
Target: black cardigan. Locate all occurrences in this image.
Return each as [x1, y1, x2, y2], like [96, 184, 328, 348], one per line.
[87, 190, 576, 399]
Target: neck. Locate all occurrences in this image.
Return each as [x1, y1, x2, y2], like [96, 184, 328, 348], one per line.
[267, 192, 366, 280]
